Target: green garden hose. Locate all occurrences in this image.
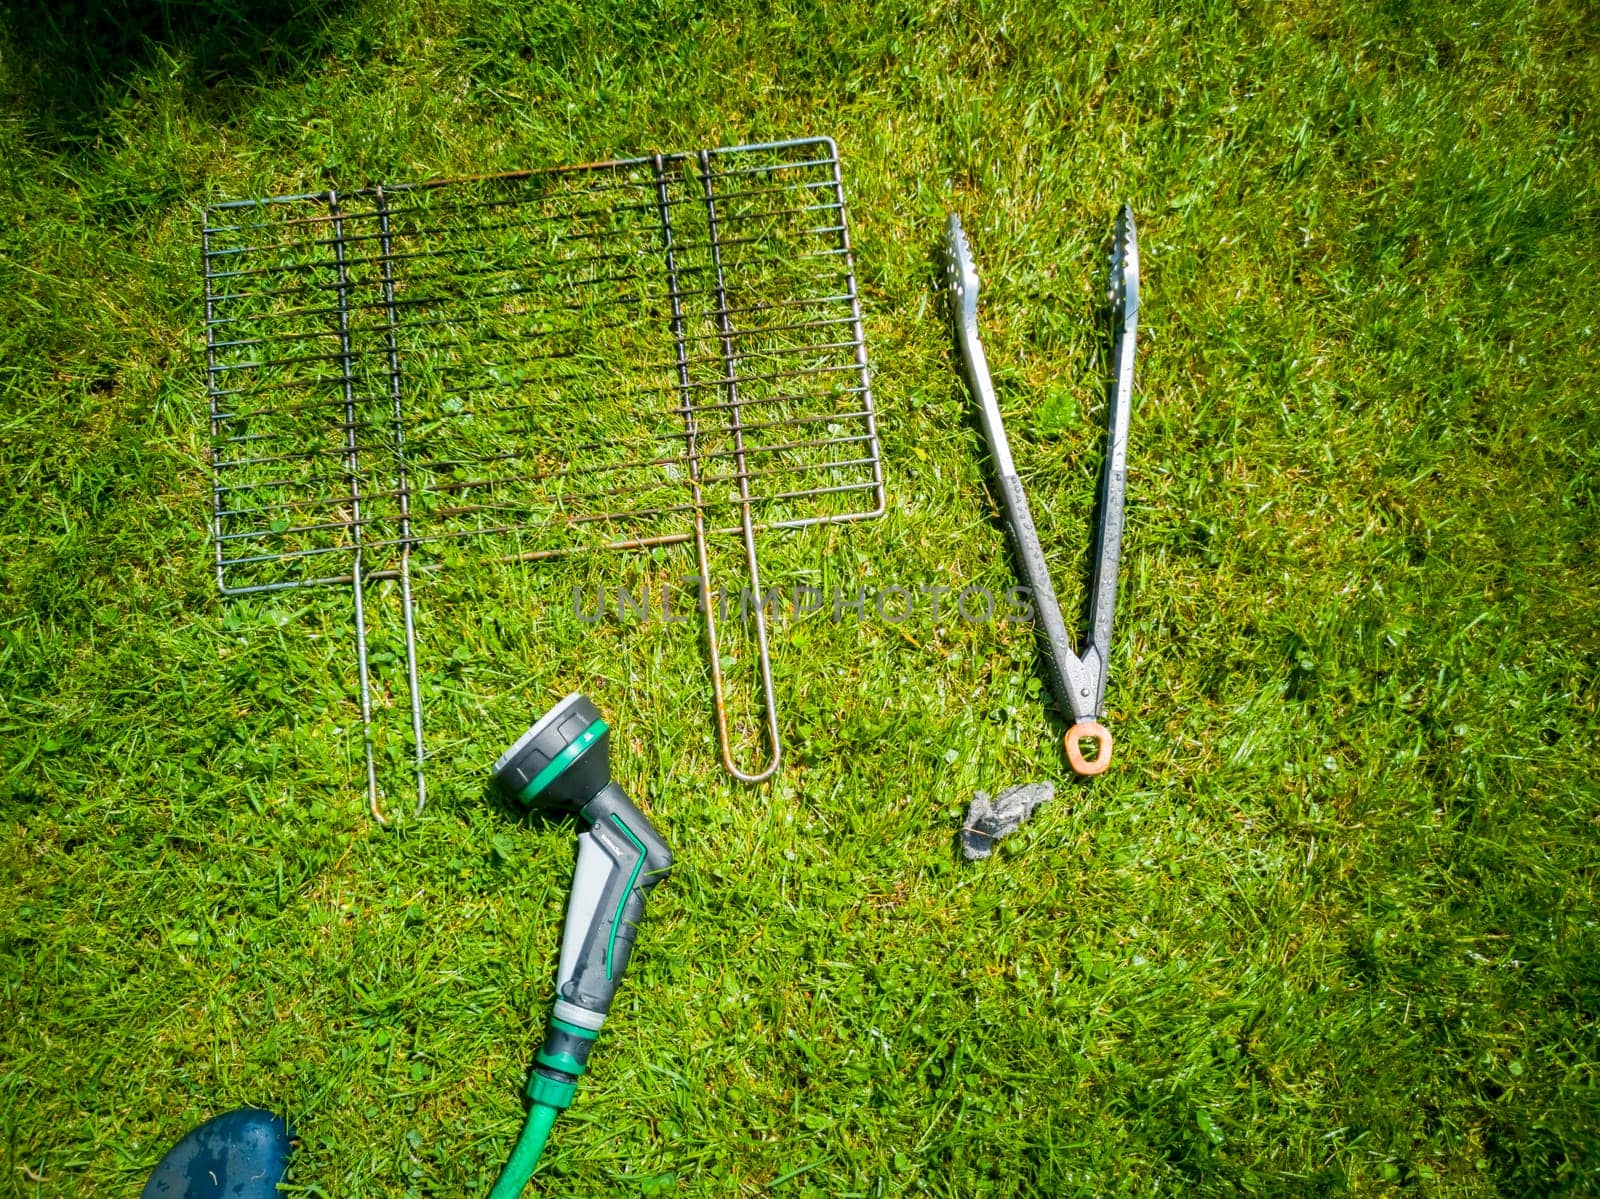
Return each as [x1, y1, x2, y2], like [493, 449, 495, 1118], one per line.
[488, 1103, 559, 1199]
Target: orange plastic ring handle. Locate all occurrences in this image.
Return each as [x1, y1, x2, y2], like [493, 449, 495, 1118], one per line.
[1064, 720, 1113, 775]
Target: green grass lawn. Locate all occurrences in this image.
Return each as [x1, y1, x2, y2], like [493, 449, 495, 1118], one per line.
[3, 1, 1599, 1195]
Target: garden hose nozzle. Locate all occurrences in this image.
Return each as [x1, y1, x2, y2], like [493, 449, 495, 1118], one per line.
[487, 693, 673, 1198]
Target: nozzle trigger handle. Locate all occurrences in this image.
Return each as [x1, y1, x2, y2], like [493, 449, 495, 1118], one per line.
[554, 784, 673, 1019]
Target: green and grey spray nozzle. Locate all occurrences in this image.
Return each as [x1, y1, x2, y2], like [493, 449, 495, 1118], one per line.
[487, 693, 673, 1199]
[493, 692, 610, 816]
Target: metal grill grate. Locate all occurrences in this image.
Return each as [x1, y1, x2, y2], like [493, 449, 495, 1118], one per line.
[202, 138, 884, 815]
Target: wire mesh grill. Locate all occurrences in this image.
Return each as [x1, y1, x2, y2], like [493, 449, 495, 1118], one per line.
[201, 138, 883, 811]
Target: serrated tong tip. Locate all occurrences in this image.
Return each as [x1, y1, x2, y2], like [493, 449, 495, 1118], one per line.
[1109, 204, 1139, 323]
[943, 212, 979, 324]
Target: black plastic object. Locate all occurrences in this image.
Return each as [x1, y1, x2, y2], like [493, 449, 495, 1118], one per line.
[141, 1108, 292, 1199]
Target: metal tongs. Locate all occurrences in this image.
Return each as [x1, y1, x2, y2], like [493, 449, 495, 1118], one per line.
[943, 207, 1139, 774]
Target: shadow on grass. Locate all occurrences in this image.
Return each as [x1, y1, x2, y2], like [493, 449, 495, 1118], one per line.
[0, 0, 350, 150]
[479, 775, 555, 833]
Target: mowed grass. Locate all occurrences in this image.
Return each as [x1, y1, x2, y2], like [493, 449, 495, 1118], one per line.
[3, 1, 1599, 1195]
